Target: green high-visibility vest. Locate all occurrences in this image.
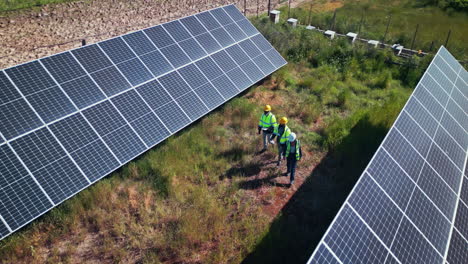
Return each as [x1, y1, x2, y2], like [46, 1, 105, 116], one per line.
[258, 112, 277, 128]
[274, 125, 291, 144]
[286, 140, 301, 160]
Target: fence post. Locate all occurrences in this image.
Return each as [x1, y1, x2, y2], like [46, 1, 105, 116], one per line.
[429, 41, 434, 52]
[267, 0, 271, 15]
[288, 0, 291, 18]
[257, 0, 259, 18]
[445, 29, 451, 48]
[244, 0, 247, 15]
[81, 39, 86, 46]
[358, 12, 364, 36]
[410, 24, 419, 51]
[307, 3, 312, 25]
[382, 14, 391, 44]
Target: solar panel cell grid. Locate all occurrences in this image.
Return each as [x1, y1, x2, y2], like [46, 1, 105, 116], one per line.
[41, 52, 86, 83]
[0, 175, 52, 230]
[111, 90, 151, 122]
[308, 47, 466, 264]
[178, 38, 207, 61]
[72, 44, 113, 73]
[144, 26, 175, 49]
[390, 217, 443, 264]
[383, 129, 424, 181]
[348, 173, 403, 247]
[122, 31, 157, 56]
[99, 38, 136, 64]
[417, 164, 458, 220]
[405, 187, 451, 254]
[160, 44, 192, 68]
[194, 83, 225, 109]
[60, 75, 106, 109]
[82, 101, 126, 136]
[226, 67, 252, 91]
[0, 99, 43, 140]
[116, 58, 153, 86]
[140, 50, 173, 77]
[367, 149, 415, 209]
[426, 146, 461, 192]
[71, 140, 120, 182]
[0, 4, 286, 240]
[308, 244, 340, 264]
[195, 33, 222, 54]
[49, 113, 99, 152]
[34, 156, 88, 204]
[211, 74, 239, 99]
[180, 16, 207, 36]
[236, 18, 259, 36]
[446, 230, 468, 264]
[90, 66, 131, 97]
[0, 71, 20, 105]
[103, 125, 146, 163]
[253, 54, 276, 75]
[5, 61, 56, 95]
[27, 86, 76, 123]
[178, 64, 209, 90]
[240, 60, 264, 82]
[325, 205, 389, 263]
[136, 80, 173, 110]
[131, 112, 170, 147]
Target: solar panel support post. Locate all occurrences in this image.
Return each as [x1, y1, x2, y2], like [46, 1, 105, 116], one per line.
[444, 29, 451, 48]
[410, 23, 419, 51]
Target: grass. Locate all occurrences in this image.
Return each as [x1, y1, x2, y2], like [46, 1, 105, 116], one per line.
[0, 1, 454, 263]
[277, 0, 468, 60]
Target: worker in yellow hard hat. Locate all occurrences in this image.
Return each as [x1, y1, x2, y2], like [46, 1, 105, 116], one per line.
[258, 105, 277, 152]
[270, 116, 291, 166]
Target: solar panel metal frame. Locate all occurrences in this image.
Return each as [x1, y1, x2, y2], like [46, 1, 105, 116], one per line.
[307, 46, 467, 264]
[0, 4, 286, 240]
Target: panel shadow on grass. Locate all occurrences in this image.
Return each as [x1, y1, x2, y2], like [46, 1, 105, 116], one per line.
[241, 115, 389, 264]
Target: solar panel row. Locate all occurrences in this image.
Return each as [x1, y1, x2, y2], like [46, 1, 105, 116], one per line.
[0, 4, 286, 240]
[307, 46, 467, 264]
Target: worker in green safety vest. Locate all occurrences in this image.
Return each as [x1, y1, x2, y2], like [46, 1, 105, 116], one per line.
[285, 132, 302, 186]
[270, 117, 291, 166]
[258, 104, 277, 152]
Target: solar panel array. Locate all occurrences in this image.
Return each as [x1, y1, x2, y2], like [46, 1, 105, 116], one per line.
[0, 4, 286, 240]
[307, 46, 467, 264]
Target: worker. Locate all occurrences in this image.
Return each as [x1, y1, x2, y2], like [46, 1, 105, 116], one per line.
[258, 104, 277, 152]
[285, 132, 302, 186]
[270, 117, 291, 166]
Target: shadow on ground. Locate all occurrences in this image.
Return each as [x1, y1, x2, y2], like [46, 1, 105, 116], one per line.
[241, 116, 388, 264]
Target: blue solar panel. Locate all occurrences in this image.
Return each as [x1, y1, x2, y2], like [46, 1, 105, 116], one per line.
[307, 47, 467, 264]
[72, 44, 113, 73]
[0, 4, 286, 240]
[5, 61, 56, 95]
[60, 75, 106, 109]
[27, 86, 76, 123]
[0, 99, 43, 139]
[0, 71, 20, 104]
[41, 52, 86, 83]
[116, 58, 153, 86]
[97, 37, 135, 64]
[122, 31, 157, 56]
[90, 66, 131, 96]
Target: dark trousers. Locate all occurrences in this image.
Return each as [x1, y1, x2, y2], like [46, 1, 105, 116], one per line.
[287, 155, 297, 182]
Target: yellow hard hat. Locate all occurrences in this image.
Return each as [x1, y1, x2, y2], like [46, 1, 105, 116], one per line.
[264, 105, 271, 111]
[279, 117, 288, 125]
